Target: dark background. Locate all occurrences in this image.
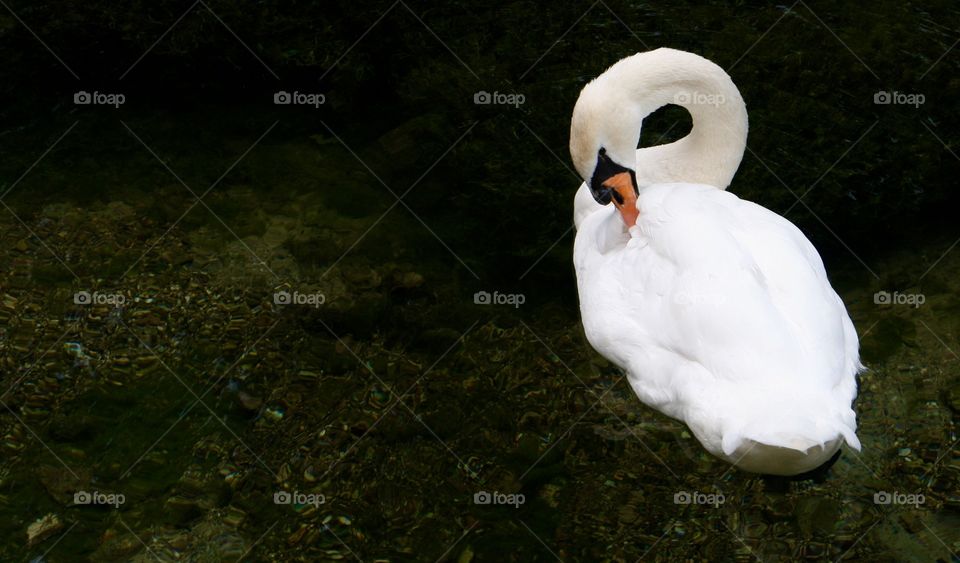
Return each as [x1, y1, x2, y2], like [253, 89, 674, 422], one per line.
[1, 1, 959, 561]
[2, 0, 957, 292]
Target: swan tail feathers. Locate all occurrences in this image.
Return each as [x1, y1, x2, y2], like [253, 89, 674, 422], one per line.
[721, 393, 859, 455]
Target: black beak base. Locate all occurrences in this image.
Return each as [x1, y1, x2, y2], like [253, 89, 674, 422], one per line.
[589, 148, 637, 205]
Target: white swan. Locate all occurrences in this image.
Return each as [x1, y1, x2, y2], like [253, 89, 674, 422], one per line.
[570, 48, 862, 476]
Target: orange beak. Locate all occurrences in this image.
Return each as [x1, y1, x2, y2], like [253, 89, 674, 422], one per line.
[603, 171, 639, 227]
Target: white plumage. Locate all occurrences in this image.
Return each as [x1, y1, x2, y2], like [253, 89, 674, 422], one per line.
[570, 49, 861, 475]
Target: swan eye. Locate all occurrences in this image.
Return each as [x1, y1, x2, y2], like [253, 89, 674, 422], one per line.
[591, 183, 613, 205]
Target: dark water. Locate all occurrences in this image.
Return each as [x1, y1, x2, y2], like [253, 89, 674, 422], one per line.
[1, 1, 959, 561]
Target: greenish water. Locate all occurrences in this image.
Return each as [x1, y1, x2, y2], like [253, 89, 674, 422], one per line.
[0, 106, 958, 562]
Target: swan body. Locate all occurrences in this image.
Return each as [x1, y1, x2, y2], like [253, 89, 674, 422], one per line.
[570, 48, 861, 475]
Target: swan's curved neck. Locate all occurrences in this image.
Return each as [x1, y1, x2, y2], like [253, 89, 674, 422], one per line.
[572, 49, 748, 190]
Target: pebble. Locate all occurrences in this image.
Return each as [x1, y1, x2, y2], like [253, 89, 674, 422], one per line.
[237, 391, 263, 412]
[26, 513, 62, 547]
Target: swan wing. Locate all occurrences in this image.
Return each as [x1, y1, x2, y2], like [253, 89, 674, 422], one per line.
[574, 182, 860, 456]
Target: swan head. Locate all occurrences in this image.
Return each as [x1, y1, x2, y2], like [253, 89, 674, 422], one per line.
[570, 68, 645, 228]
[570, 110, 642, 228]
